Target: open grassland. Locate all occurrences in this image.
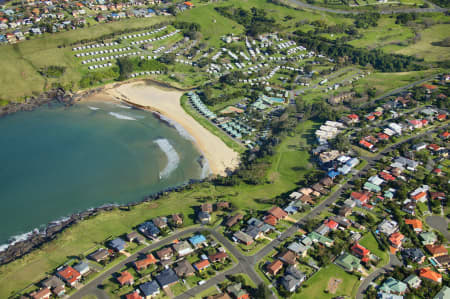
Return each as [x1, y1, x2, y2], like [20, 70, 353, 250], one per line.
[295, 264, 359, 299]
[359, 232, 389, 266]
[395, 24, 450, 62]
[0, 118, 315, 298]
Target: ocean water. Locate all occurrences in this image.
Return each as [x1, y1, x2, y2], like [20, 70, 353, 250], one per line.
[0, 101, 206, 245]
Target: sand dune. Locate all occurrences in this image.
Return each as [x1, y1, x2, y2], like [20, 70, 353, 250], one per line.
[86, 81, 240, 176]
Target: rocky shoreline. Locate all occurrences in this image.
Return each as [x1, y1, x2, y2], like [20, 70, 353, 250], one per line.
[0, 179, 203, 266]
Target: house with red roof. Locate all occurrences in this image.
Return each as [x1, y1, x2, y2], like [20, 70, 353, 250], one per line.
[405, 219, 422, 233]
[430, 192, 445, 201]
[134, 254, 157, 271]
[411, 191, 427, 202]
[345, 114, 359, 124]
[359, 139, 373, 150]
[351, 191, 370, 206]
[377, 132, 389, 141]
[379, 171, 395, 181]
[419, 268, 442, 283]
[389, 232, 405, 249]
[422, 84, 438, 93]
[57, 266, 81, 287]
[428, 144, 442, 152]
[194, 259, 210, 272]
[267, 206, 288, 220]
[184, 1, 194, 7]
[126, 291, 143, 299]
[30, 288, 51, 299]
[324, 219, 338, 230]
[351, 243, 370, 259]
[264, 215, 278, 226]
[366, 114, 375, 121]
[425, 244, 448, 257]
[117, 271, 134, 286]
[408, 119, 423, 129]
[440, 131, 449, 139]
[437, 114, 447, 121]
[266, 259, 283, 275]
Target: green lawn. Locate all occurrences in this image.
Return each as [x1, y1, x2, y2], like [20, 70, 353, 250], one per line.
[295, 264, 359, 299]
[359, 232, 389, 266]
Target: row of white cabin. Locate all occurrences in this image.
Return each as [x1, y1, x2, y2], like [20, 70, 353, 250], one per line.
[277, 40, 296, 50]
[72, 42, 119, 52]
[88, 63, 112, 70]
[121, 26, 167, 40]
[130, 30, 179, 45]
[129, 70, 163, 78]
[238, 65, 280, 83]
[315, 121, 345, 143]
[175, 59, 194, 66]
[82, 52, 140, 64]
[75, 47, 132, 57]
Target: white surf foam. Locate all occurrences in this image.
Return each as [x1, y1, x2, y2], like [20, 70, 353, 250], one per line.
[108, 112, 137, 120]
[201, 160, 212, 179]
[88, 106, 100, 110]
[154, 138, 180, 179]
[159, 114, 194, 141]
[0, 244, 8, 252]
[116, 104, 132, 109]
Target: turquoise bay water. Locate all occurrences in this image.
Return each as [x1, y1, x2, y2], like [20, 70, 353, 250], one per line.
[0, 101, 205, 245]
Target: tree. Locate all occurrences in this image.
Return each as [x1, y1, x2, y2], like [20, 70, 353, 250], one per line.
[254, 283, 271, 299]
[117, 57, 133, 80]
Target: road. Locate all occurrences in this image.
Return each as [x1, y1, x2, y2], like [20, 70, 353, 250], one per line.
[426, 215, 450, 242]
[286, 0, 447, 14]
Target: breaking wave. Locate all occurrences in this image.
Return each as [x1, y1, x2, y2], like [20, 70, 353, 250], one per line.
[108, 112, 137, 120]
[159, 114, 194, 141]
[116, 104, 132, 109]
[154, 138, 180, 179]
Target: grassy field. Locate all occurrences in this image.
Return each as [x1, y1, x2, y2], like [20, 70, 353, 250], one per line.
[395, 24, 450, 62]
[295, 264, 359, 299]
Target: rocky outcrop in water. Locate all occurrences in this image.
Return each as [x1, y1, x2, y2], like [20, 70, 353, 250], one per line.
[0, 88, 75, 117]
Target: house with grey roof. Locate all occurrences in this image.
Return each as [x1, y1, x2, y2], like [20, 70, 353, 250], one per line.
[287, 242, 309, 257]
[379, 277, 407, 295]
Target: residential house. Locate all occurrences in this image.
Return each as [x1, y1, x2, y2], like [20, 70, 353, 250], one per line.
[41, 275, 65, 297]
[155, 268, 178, 289]
[378, 220, 398, 236]
[364, 182, 381, 193]
[410, 185, 429, 202]
[193, 259, 210, 272]
[402, 248, 426, 264]
[153, 217, 168, 230]
[308, 231, 333, 247]
[434, 286, 450, 299]
[233, 231, 253, 245]
[389, 232, 405, 249]
[117, 271, 134, 286]
[320, 177, 333, 188]
[174, 259, 195, 277]
[335, 253, 361, 272]
[189, 234, 207, 248]
[126, 291, 143, 299]
[324, 219, 338, 230]
[405, 219, 423, 233]
[138, 221, 160, 239]
[402, 201, 416, 215]
[156, 247, 173, 261]
[126, 231, 141, 243]
[73, 262, 90, 276]
[172, 214, 183, 226]
[172, 241, 194, 257]
[139, 280, 160, 298]
[278, 250, 297, 265]
[89, 248, 109, 262]
[227, 283, 249, 299]
[420, 232, 438, 245]
[379, 277, 407, 295]
[57, 266, 81, 287]
[435, 255, 450, 269]
[216, 201, 230, 210]
[209, 252, 228, 263]
[267, 206, 288, 220]
[198, 211, 211, 224]
[404, 274, 421, 289]
[109, 237, 127, 252]
[351, 243, 370, 259]
[201, 203, 213, 213]
[245, 225, 263, 240]
[266, 259, 283, 275]
[393, 157, 418, 171]
[281, 273, 303, 293]
[207, 294, 231, 299]
[419, 268, 442, 284]
[425, 244, 447, 257]
[134, 254, 157, 271]
[287, 242, 309, 257]
[225, 213, 243, 228]
[30, 288, 51, 299]
[339, 206, 352, 217]
[351, 191, 370, 206]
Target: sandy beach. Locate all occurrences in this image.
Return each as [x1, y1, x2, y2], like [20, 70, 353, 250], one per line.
[85, 81, 240, 176]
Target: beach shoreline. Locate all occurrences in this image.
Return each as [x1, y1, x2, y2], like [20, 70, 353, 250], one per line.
[82, 80, 240, 176]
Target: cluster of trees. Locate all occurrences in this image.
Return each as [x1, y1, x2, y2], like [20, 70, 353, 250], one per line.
[352, 13, 380, 29]
[39, 65, 66, 78]
[395, 12, 418, 25]
[79, 67, 119, 88]
[173, 21, 201, 39]
[117, 57, 167, 80]
[215, 6, 277, 36]
[293, 32, 424, 72]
